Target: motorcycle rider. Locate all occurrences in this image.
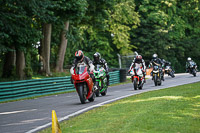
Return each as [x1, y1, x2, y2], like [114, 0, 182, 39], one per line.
[162, 59, 175, 76]
[128, 55, 146, 83]
[149, 54, 165, 81]
[186, 57, 197, 73]
[70, 50, 96, 88]
[93, 52, 110, 86]
[162, 59, 174, 72]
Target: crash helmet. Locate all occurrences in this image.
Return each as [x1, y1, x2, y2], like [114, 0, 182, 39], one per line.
[136, 55, 142, 60]
[75, 50, 84, 62]
[93, 52, 101, 62]
[187, 57, 191, 61]
[152, 54, 158, 60]
[135, 55, 142, 62]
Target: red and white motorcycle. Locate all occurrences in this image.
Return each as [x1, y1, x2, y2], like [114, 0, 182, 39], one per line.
[130, 65, 145, 90]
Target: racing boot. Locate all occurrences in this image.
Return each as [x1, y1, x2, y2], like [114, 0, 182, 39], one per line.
[107, 80, 110, 86]
[106, 75, 110, 86]
[161, 74, 165, 81]
[143, 74, 146, 83]
[93, 86, 98, 91]
[151, 72, 153, 80]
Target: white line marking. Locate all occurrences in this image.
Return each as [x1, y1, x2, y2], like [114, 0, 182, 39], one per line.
[0, 109, 37, 115]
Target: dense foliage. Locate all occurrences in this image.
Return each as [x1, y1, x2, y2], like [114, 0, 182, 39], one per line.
[0, 0, 199, 80]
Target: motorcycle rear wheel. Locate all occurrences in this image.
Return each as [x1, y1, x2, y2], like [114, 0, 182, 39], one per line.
[78, 85, 86, 104]
[101, 88, 107, 96]
[88, 92, 95, 102]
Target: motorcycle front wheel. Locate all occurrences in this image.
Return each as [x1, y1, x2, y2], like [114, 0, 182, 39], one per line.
[154, 74, 158, 86]
[133, 78, 138, 90]
[95, 81, 100, 97]
[170, 71, 175, 78]
[77, 84, 86, 104]
[192, 69, 196, 77]
[101, 78, 108, 96]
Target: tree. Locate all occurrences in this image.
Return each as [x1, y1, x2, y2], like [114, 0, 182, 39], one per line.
[54, 0, 88, 72]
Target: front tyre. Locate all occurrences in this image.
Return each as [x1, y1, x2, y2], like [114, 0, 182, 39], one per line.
[133, 78, 138, 90]
[95, 81, 100, 97]
[192, 69, 196, 77]
[77, 85, 86, 104]
[154, 74, 158, 86]
[101, 78, 108, 96]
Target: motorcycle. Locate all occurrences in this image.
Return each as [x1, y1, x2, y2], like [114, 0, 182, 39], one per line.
[152, 66, 162, 86]
[188, 62, 197, 77]
[130, 66, 145, 90]
[93, 65, 108, 96]
[71, 64, 95, 104]
[164, 65, 175, 78]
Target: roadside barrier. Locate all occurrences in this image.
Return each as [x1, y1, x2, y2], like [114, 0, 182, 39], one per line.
[0, 70, 121, 102]
[52, 110, 62, 133]
[109, 70, 120, 85]
[0, 77, 74, 102]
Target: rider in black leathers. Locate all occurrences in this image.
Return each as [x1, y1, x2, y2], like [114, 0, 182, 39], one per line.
[70, 50, 95, 83]
[149, 54, 165, 81]
[93, 52, 110, 86]
[162, 59, 170, 68]
[162, 59, 175, 72]
[186, 57, 197, 73]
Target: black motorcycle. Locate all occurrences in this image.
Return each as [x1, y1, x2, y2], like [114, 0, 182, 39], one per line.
[164, 65, 175, 78]
[152, 66, 162, 86]
[188, 62, 197, 77]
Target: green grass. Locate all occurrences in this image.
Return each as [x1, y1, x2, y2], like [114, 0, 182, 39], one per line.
[40, 82, 200, 133]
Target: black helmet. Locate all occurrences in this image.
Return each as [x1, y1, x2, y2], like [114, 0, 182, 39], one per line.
[93, 52, 101, 62]
[75, 50, 84, 62]
[152, 54, 158, 60]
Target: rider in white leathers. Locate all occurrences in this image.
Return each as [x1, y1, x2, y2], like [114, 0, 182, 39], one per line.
[128, 55, 146, 83]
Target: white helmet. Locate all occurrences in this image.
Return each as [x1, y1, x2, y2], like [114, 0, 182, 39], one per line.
[187, 57, 191, 61]
[152, 54, 158, 59]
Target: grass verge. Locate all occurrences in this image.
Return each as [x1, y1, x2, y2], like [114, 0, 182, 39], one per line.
[40, 82, 200, 133]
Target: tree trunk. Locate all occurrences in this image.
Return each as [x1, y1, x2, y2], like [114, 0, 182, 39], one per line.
[16, 50, 25, 80]
[2, 46, 16, 78]
[55, 21, 69, 72]
[41, 23, 52, 76]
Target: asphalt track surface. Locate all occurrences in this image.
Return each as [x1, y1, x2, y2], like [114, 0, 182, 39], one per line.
[0, 73, 200, 133]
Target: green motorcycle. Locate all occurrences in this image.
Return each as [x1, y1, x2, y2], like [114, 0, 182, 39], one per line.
[94, 65, 108, 97]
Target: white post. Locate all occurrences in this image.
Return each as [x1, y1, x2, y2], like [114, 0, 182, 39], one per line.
[117, 54, 121, 69]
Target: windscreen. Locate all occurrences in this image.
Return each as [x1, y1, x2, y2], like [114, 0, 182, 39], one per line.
[75, 65, 86, 74]
[95, 64, 102, 71]
[153, 66, 159, 70]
